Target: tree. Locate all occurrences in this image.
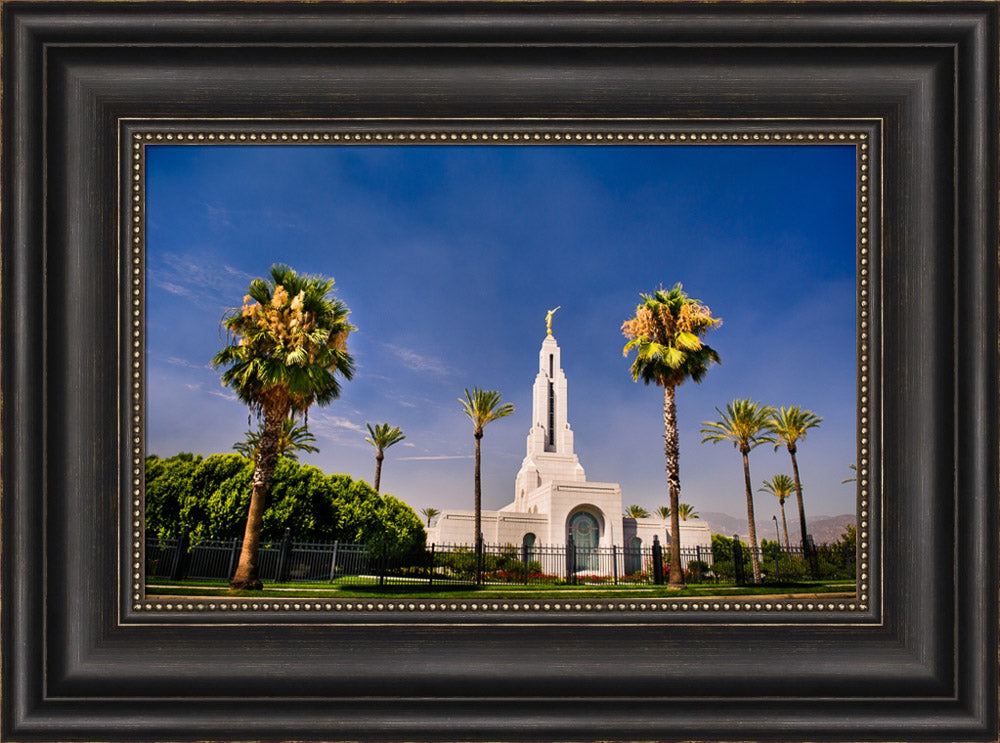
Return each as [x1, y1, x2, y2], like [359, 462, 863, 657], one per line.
[212, 264, 355, 590]
[655, 505, 671, 520]
[701, 399, 775, 583]
[676, 503, 698, 521]
[759, 474, 795, 550]
[769, 406, 823, 553]
[622, 283, 721, 588]
[626, 504, 650, 518]
[364, 422, 406, 492]
[459, 387, 515, 582]
[420, 506, 440, 527]
[233, 418, 319, 462]
[145, 452, 425, 550]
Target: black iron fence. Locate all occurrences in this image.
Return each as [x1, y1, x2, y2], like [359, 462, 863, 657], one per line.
[146, 530, 854, 587]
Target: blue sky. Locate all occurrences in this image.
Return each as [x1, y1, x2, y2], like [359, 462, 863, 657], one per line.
[145, 143, 858, 528]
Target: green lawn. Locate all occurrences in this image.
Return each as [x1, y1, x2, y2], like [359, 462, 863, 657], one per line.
[146, 578, 856, 600]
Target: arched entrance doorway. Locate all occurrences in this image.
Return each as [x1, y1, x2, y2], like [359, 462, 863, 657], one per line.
[567, 511, 600, 572]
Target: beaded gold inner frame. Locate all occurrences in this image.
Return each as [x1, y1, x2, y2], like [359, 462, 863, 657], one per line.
[125, 120, 878, 622]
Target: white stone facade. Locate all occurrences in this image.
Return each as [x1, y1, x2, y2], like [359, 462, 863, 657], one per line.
[426, 328, 713, 556]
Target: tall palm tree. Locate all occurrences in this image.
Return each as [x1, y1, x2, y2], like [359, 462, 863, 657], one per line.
[769, 406, 823, 552]
[233, 418, 319, 462]
[626, 504, 650, 518]
[701, 399, 775, 583]
[676, 503, 698, 521]
[622, 284, 721, 588]
[655, 505, 671, 520]
[364, 422, 406, 492]
[420, 507, 440, 528]
[759, 474, 795, 550]
[459, 387, 515, 581]
[213, 264, 354, 590]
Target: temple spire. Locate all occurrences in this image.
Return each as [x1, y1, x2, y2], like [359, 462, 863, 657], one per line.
[512, 321, 586, 505]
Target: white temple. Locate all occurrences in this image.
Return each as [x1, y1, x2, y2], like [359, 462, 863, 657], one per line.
[427, 310, 713, 555]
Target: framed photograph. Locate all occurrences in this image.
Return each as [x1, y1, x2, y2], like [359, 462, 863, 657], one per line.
[3, 3, 996, 742]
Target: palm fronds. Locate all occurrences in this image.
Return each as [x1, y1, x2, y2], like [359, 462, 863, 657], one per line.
[700, 398, 776, 452]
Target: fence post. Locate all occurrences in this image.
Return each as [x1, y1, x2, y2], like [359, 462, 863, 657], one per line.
[276, 527, 292, 583]
[612, 544, 619, 585]
[695, 545, 702, 583]
[733, 535, 745, 586]
[328, 541, 339, 584]
[521, 542, 529, 585]
[652, 535, 664, 585]
[169, 527, 190, 580]
[804, 535, 819, 580]
[476, 534, 484, 585]
[566, 533, 576, 585]
[226, 536, 240, 581]
[428, 543, 435, 587]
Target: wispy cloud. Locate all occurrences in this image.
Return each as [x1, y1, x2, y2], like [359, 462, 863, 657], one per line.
[206, 388, 238, 402]
[182, 380, 238, 402]
[308, 411, 365, 437]
[222, 264, 255, 283]
[383, 344, 453, 377]
[147, 252, 254, 309]
[158, 282, 193, 297]
[167, 356, 213, 371]
[206, 204, 234, 231]
[398, 454, 473, 461]
[325, 416, 364, 433]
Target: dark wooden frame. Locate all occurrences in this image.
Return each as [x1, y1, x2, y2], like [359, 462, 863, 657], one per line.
[2, 2, 997, 741]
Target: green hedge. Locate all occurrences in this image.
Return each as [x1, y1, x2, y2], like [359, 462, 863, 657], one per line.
[145, 452, 425, 556]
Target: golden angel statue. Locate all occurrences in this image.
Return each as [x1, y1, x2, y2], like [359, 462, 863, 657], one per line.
[545, 306, 561, 336]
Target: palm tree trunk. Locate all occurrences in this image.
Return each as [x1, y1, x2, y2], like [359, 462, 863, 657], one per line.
[473, 432, 483, 583]
[662, 385, 684, 588]
[780, 500, 791, 551]
[230, 409, 283, 590]
[789, 448, 809, 550]
[373, 451, 384, 493]
[742, 450, 762, 583]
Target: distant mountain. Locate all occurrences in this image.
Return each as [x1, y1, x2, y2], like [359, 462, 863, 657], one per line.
[699, 511, 856, 546]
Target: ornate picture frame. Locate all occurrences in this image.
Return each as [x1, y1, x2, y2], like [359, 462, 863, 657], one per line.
[3, 3, 996, 741]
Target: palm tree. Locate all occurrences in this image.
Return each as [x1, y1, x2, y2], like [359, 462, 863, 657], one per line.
[655, 505, 671, 520]
[459, 387, 515, 582]
[701, 399, 775, 583]
[364, 422, 406, 492]
[213, 264, 354, 590]
[759, 474, 795, 550]
[841, 463, 857, 484]
[233, 418, 319, 462]
[769, 406, 823, 553]
[626, 504, 650, 518]
[420, 507, 440, 528]
[676, 503, 698, 521]
[622, 283, 721, 588]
